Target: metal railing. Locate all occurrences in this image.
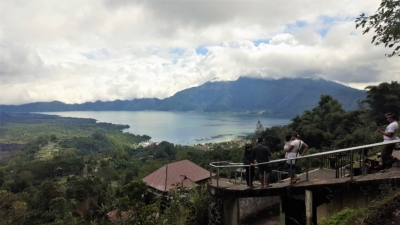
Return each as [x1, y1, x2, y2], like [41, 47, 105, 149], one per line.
[209, 140, 400, 187]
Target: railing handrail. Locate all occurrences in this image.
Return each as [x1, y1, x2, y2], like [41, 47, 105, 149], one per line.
[210, 140, 400, 168]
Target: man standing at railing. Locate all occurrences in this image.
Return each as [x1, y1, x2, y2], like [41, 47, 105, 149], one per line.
[376, 112, 400, 171]
[252, 138, 272, 188]
[285, 132, 309, 183]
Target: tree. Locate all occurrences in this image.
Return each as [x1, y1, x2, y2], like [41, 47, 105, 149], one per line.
[175, 150, 188, 161]
[37, 181, 64, 210]
[356, 0, 400, 57]
[255, 120, 264, 136]
[122, 180, 151, 205]
[190, 186, 209, 225]
[112, 147, 130, 160]
[363, 81, 400, 125]
[289, 95, 364, 149]
[48, 197, 69, 220]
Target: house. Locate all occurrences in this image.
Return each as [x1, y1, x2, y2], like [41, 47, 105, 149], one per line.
[142, 159, 212, 193]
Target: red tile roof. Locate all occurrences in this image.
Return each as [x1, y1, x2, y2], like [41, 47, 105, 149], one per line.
[142, 159, 210, 192]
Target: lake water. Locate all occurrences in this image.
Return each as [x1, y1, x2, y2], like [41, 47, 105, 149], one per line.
[41, 111, 290, 145]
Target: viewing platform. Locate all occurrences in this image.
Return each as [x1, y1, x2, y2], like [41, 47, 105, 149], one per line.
[207, 140, 400, 225]
[209, 166, 400, 197]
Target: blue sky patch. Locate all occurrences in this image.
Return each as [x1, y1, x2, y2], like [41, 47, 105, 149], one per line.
[81, 48, 109, 60]
[253, 39, 271, 47]
[195, 46, 208, 55]
[318, 29, 329, 38]
[320, 16, 337, 25]
[170, 48, 185, 55]
[284, 20, 308, 33]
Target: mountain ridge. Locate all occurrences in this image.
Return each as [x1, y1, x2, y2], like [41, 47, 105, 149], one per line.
[0, 77, 366, 117]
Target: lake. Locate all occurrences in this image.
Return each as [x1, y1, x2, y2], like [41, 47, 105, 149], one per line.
[41, 111, 290, 145]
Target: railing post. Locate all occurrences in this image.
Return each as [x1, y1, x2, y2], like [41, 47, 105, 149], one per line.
[306, 158, 309, 181]
[228, 167, 231, 183]
[289, 162, 293, 184]
[350, 150, 354, 181]
[340, 154, 344, 178]
[217, 167, 219, 187]
[234, 167, 237, 184]
[248, 166, 251, 185]
[361, 149, 366, 176]
[321, 155, 324, 169]
[209, 168, 212, 184]
[241, 166, 244, 184]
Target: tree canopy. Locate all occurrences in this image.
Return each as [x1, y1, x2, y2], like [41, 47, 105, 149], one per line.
[356, 0, 400, 57]
[289, 95, 364, 149]
[363, 81, 400, 125]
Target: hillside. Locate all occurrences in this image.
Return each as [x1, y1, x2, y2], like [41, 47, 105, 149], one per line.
[0, 77, 365, 117]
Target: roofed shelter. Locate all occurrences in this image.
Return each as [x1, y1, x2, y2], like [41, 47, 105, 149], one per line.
[142, 159, 211, 193]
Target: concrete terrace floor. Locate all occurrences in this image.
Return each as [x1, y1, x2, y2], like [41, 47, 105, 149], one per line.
[209, 166, 400, 193]
[210, 150, 400, 193]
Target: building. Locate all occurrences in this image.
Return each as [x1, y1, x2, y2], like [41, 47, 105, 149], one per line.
[142, 159, 212, 193]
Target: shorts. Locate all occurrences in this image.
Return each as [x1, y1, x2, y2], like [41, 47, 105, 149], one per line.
[258, 164, 272, 174]
[285, 163, 296, 177]
[382, 143, 396, 156]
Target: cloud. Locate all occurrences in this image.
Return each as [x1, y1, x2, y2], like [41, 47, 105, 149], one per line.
[0, 41, 46, 84]
[0, 0, 399, 105]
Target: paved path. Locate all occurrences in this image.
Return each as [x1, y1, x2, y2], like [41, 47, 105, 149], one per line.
[210, 166, 400, 192]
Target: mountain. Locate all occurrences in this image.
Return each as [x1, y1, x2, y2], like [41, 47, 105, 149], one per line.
[0, 77, 366, 117]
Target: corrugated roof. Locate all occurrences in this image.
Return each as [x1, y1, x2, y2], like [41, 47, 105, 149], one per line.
[142, 159, 210, 192]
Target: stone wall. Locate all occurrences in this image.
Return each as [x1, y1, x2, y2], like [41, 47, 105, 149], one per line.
[239, 196, 280, 219]
[208, 191, 280, 225]
[208, 193, 223, 225]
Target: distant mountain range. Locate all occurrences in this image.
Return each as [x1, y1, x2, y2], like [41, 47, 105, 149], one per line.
[0, 77, 366, 117]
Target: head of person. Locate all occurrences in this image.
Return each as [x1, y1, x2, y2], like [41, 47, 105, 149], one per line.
[245, 143, 252, 151]
[257, 137, 265, 145]
[385, 112, 397, 122]
[285, 134, 292, 142]
[291, 132, 300, 140]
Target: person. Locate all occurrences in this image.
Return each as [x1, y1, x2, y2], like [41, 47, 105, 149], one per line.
[283, 134, 292, 159]
[243, 144, 255, 189]
[284, 132, 309, 183]
[363, 158, 377, 174]
[251, 138, 272, 188]
[376, 112, 400, 171]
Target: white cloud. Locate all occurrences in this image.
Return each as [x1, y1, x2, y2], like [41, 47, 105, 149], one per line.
[0, 0, 399, 105]
[269, 34, 298, 46]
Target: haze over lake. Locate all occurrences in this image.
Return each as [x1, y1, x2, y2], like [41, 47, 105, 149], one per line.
[41, 111, 290, 145]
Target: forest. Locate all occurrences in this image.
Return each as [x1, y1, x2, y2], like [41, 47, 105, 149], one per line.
[0, 81, 399, 225]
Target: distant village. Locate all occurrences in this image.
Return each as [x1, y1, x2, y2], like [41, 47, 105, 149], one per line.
[138, 137, 249, 151]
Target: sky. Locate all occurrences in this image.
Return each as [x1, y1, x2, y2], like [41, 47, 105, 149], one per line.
[0, 0, 399, 105]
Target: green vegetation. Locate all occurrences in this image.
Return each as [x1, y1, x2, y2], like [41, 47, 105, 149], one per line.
[320, 207, 368, 225]
[0, 81, 399, 224]
[320, 184, 400, 225]
[356, 0, 400, 57]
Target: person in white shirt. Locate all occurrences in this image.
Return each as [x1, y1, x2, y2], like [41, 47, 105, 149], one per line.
[283, 134, 292, 160]
[376, 112, 399, 171]
[284, 132, 308, 183]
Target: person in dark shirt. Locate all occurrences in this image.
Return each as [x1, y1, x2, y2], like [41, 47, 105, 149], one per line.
[243, 144, 255, 189]
[251, 137, 272, 188]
